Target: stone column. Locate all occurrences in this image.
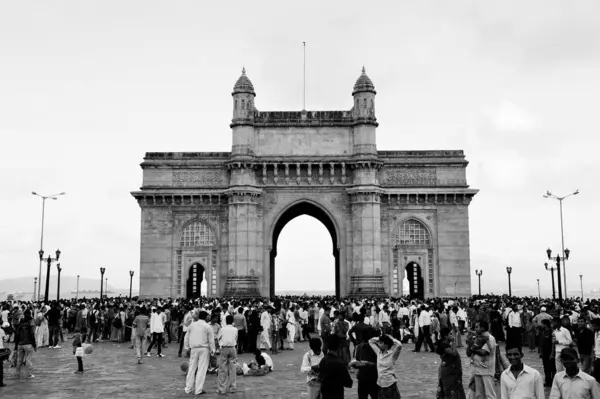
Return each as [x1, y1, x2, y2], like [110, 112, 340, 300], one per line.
[224, 188, 262, 297]
[348, 186, 385, 296]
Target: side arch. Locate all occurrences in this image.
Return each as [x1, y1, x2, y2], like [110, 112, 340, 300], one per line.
[268, 199, 341, 298]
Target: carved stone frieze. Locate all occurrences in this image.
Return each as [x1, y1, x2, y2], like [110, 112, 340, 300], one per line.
[172, 171, 227, 185]
[383, 168, 436, 186]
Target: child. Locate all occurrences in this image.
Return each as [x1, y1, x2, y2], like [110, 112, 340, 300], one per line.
[72, 332, 84, 374]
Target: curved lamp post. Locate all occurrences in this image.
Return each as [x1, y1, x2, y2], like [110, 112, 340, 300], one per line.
[56, 263, 62, 301]
[543, 189, 578, 296]
[129, 270, 135, 300]
[40, 249, 61, 303]
[475, 269, 483, 295]
[545, 262, 557, 300]
[100, 267, 106, 300]
[506, 266, 513, 296]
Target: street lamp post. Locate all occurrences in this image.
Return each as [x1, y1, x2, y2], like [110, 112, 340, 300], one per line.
[129, 270, 134, 300]
[33, 277, 37, 301]
[506, 266, 513, 296]
[56, 263, 62, 301]
[100, 267, 106, 300]
[580, 274, 584, 300]
[544, 189, 579, 297]
[454, 281, 458, 296]
[40, 249, 61, 303]
[547, 248, 569, 301]
[76, 275, 80, 299]
[32, 191, 66, 301]
[545, 262, 557, 301]
[475, 270, 483, 295]
[537, 279, 540, 299]
[105, 278, 108, 297]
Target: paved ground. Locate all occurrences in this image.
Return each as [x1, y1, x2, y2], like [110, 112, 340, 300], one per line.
[1, 338, 551, 399]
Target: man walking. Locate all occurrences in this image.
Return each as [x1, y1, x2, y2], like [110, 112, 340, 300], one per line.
[132, 307, 149, 364]
[184, 310, 215, 396]
[574, 317, 594, 375]
[258, 306, 272, 351]
[47, 302, 62, 349]
[14, 309, 37, 379]
[147, 306, 165, 358]
[217, 315, 238, 395]
[413, 305, 435, 353]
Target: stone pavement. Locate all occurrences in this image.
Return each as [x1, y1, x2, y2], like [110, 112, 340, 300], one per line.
[1, 338, 551, 399]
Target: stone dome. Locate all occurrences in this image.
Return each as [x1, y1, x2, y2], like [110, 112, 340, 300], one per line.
[352, 67, 376, 95]
[232, 67, 256, 96]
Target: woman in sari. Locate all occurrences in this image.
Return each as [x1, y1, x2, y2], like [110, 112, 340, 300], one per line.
[436, 327, 466, 399]
[34, 304, 49, 348]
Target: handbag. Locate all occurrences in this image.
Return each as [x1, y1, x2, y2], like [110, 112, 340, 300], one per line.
[0, 347, 10, 361]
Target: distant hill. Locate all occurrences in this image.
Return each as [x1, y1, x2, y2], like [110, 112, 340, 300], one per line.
[0, 276, 136, 301]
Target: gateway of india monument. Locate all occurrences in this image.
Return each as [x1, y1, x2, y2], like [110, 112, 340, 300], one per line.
[131, 67, 478, 299]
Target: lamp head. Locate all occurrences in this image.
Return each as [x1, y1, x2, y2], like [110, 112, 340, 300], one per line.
[506, 266, 512, 273]
[32, 191, 37, 195]
[544, 262, 549, 270]
[574, 189, 579, 195]
[38, 249, 44, 260]
[564, 248, 570, 259]
[100, 267, 106, 274]
[546, 248, 552, 259]
[57, 263, 61, 272]
[55, 249, 61, 260]
[546, 190, 552, 196]
[130, 270, 134, 277]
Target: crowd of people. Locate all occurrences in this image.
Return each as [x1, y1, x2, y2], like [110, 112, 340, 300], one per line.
[1, 293, 600, 398]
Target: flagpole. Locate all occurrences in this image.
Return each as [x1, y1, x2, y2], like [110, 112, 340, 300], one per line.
[303, 41, 306, 111]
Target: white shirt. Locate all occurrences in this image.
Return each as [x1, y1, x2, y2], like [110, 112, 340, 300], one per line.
[595, 331, 600, 358]
[150, 312, 165, 333]
[261, 352, 274, 370]
[500, 365, 544, 399]
[550, 370, 600, 399]
[260, 311, 271, 331]
[418, 310, 431, 327]
[553, 327, 573, 353]
[217, 324, 238, 347]
[508, 311, 522, 328]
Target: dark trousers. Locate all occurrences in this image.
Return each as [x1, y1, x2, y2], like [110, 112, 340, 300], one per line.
[237, 330, 246, 353]
[164, 322, 172, 343]
[49, 325, 60, 346]
[358, 380, 379, 399]
[302, 324, 311, 341]
[321, 332, 330, 354]
[178, 331, 186, 355]
[76, 356, 83, 372]
[542, 356, 555, 385]
[0, 358, 4, 386]
[147, 332, 163, 355]
[378, 382, 401, 399]
[507, 327, 523, 353]
[415, 325, 435, 352]
[593, 359, 600, 384]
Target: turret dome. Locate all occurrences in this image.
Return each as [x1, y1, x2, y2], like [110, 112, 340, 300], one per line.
[232, 67, 256, 96]
[352, 67, 376, 95]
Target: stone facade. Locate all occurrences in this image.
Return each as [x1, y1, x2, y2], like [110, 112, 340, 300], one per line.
[131, 68, 478, 299]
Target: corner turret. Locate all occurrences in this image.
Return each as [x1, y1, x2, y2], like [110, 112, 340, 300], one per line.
[352, 67, 376, 120]
[232, 67, 256, 120]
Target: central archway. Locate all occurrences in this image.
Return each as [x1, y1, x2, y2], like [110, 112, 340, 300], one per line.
[269, 201, 340, 298]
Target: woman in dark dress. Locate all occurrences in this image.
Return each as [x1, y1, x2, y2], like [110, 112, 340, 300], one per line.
[436, 327, 466, 399]
[489, 305, 505, 342]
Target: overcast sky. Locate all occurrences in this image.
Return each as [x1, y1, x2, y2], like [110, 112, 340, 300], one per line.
[1, 1, 598, 296]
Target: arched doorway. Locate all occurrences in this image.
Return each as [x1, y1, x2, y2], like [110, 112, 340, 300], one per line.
[187, 263, 205, 299]
[270, 201, 339, 298]
[405, 261, 424, 300]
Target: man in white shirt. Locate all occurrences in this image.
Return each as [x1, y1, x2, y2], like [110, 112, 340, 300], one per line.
[413, 305, 435, 353]
[507, 305, 523, 354]
[286, 305, 297, 350]
[552, 318, 573, 373]
[147, 306, 165, 357]
[217, 315, 238, 395]
[550, 347, 600, 399]
[258, 307, 272, 350]
[500, 347, 544, 399]
[184, 310, 215, 396]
